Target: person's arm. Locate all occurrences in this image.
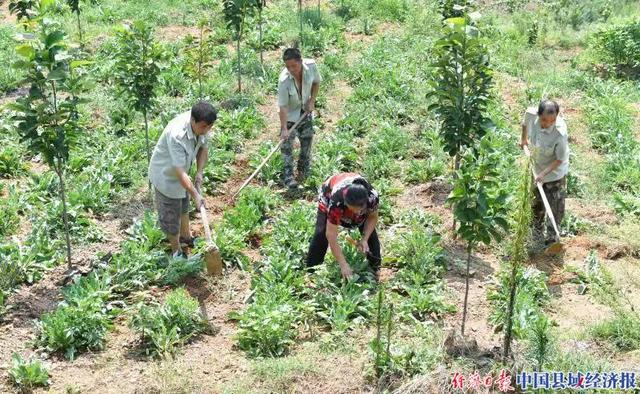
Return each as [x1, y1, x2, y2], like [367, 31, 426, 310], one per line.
[194, 145, 208, 192]
[535, 160, 562, 184]
[326, 221, 352, 279]
[174, 166, 203, 207]
[279, 106, 289, 140]
[520, 123, 528, 148]
[306, 82, 320, 112]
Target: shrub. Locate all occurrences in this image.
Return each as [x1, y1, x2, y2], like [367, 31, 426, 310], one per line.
[590, 19, 640, 75]
[8, 353, 49, 389]
[131, 288, 208, 357]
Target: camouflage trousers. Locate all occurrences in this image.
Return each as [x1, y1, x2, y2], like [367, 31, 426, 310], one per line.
[532, 177, 566, 243]
[281, 117, 314, 184]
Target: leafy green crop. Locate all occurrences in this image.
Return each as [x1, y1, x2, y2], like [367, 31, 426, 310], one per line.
[131, 288, 208, 357]
[9, 353, 49, 389]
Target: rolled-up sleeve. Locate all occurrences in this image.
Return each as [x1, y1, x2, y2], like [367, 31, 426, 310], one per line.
[312, 64, 322, 84]
[168, 133, 187, 168]
[277, 80, 289, 108]
[555, 135, 569, 162]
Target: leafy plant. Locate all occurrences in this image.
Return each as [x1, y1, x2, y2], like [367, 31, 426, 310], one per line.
[438, 0, 475, 19]
[447, 136, 509, 335]
[10, 18, 89, 269]
[8, 0, 38, 21]
[428, 13, 493, 169]
[591, 309, 640, 351]
[371, 287, 393, 378]
[113, 21, 164, 168]
[8, 353, 49, 389]
[131, 288, 208, 357]
[0, 188, 21, 238]
[36, 293, 115, 360]
[0, 143, 28, 178]
[525, 315, 554, 372]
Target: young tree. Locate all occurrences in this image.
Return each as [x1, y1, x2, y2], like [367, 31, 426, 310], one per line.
[10, 19, 88, 270]
[113, 21, 164, 170]
[502, 156, 533, 360]
[65, 0, 97, 45]
[184, 19, 212, 99]
[428, 14, 493, 171]
[257, 0, 266, 72]
[446, 136, 509, 336]
[222, 0, 259, 93]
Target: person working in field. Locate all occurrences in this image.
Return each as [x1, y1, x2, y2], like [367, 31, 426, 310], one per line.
[277, 47, 322, 189]
[520, 99, 569, 247]
[306, 173, 382, 280]
[149, 101, 217, 258]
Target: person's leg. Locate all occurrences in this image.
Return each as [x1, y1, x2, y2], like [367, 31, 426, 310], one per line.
[297, 120, 314, 181]
[359, 227, 382, 277]
[544, 178, 566, 243]
[281, 122, 297, 186]
[155, 189, 182, 255]
[306, 209, 330, 268]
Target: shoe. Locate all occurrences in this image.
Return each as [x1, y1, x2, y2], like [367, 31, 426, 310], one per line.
[172, 250, 187, 259]
[285, 179, 299, 189]
[179, 236, 196, 248]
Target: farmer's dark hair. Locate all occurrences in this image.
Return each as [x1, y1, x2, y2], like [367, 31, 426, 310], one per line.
[345, 184, 369, 207]
[191, 101, 217, 125]
[537, 99, 560, 116]
[283, 47, 302, 62]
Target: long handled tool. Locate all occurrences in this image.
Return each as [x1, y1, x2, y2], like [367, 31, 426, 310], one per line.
[524, 146, 564, 255]
[199, 204, 224, 276]
[234, 111, 311, 198]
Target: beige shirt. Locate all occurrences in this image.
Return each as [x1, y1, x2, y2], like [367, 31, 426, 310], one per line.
[148, 111, 209, 199]
[277, 58, 322, 123]
[522, 107, 569, 183]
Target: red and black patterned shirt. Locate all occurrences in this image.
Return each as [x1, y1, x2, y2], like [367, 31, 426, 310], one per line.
[318, 173, 379, 228]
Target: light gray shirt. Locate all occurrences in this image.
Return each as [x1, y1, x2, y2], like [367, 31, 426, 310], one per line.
[522, 107, 569, 183]
[148, 111, 209, 199]
[277, 58, 322, 123]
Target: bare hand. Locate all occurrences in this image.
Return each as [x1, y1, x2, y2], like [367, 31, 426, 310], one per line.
[280, 128, 289, 141]
[357, 240, 369, 255]
[194, 172, 203, 193]
[193, 192, 206, 210]
[519, 139, 528, 149]
[304, 99, 315, 113]
[535, 174, 544, 184]
[340, 263, 353, 279]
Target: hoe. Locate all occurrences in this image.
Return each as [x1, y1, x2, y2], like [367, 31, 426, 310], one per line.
[524, 146, 564, 255]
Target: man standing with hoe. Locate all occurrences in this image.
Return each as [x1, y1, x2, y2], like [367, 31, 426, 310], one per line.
[277, 47, 322, 189]
[520, 99, 569, 251]
[149, 101, 217, 258]
[306, 173, 382, 280]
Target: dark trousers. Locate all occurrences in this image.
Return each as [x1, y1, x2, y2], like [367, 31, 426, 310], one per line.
[306, 209, 382, 273]
[532, 177, 566, 242]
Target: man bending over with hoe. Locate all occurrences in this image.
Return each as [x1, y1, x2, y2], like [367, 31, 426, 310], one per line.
[520, 99, 569, 249]
[277, 47, 322, 189]
[149, 101, 217, 258]
[306, 173, 382, 280]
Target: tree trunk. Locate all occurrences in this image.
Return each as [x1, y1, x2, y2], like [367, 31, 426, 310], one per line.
[76, 11, 83, 47]
[375, 288, 383, 377]
[56, 167, 73, 270]
[502, 263, 519, 362]
[461, 244, 472, 336]
[259, 7, 265, 75]
[298, 0, 303, 47]
[143, 110, 151, 191]
[236, 38, 242, 93]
